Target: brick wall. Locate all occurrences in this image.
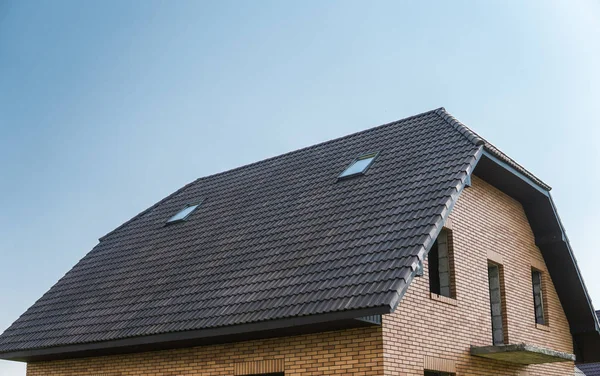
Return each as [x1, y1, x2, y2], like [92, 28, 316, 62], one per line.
[27, 176, 575, 376]
[381, 176, 574, 376]
[27, 326, 384, 376]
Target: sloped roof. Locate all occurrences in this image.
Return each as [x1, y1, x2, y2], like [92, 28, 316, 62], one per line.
[0, 108, 596, 362]
[0, 109, 482, 355]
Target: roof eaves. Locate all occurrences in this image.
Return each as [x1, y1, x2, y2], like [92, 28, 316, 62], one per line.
[0, 305, 391, 362]
[485, 143, 552, 191]
[548, 193, 600, 334]
[476, 146, 599, 337]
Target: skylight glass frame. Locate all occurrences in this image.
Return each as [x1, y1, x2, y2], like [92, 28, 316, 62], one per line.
[166, 200, 203, 225]
[337, 151, 380, 180]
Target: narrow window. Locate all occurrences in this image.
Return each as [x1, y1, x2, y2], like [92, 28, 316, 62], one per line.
[167, 202, 201, 224]
[532, 269, 546, 325]
[428, 229, 453, 298]
[338, 152, 378, 179]
[488, 263, 506, 345]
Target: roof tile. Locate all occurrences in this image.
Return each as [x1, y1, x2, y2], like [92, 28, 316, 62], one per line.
[0, 109, 482, 353]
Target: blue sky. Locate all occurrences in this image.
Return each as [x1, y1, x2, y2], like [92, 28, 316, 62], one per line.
[1, 1, 599, 374]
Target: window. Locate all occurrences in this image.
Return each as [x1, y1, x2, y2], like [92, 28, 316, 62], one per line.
[425, 372, 454, 376]
[338, 152, 378, 179]
[488, 262, 507, 345]
[428, 229, 454, 298]
[532, 269, 546, 325]
[167, 203, 200, 224]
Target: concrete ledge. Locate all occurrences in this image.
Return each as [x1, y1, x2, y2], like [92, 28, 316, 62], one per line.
[470, 343, 575, 364]
[535, 323, 550, 332]
[430, 293, 458, 306]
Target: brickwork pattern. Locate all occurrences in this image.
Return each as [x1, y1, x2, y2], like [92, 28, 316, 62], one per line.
[27, 326, 383, 376]
[382, 176, 574, 376]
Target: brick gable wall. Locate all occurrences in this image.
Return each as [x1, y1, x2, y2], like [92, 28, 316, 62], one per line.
[381, 176, 574, 376]
[27, 176, 575, 375]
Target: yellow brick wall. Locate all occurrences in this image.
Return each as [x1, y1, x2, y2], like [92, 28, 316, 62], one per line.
[27, 326, 384, 376]
[382, 176, 574, 376]
[27, 176, 576, 376]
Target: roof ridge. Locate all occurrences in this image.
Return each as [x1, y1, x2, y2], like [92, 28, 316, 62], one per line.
[185, 107, 441, 183]
[434, 108, 485, 146]
[99, 108, 441, 242]
[435, 108, 551, 191]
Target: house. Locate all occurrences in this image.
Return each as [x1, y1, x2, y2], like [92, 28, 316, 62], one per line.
[1, 108, 599, 376]
[577, 312, 600, 375]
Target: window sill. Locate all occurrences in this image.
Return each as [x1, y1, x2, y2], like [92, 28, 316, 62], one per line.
[535, 323, 550, 332]
[430, 292, 457, 306]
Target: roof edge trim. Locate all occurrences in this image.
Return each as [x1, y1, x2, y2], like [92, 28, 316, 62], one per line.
[482, 150, 599, 335]
[548, 194, 600, 334]
[434, 108, 485, 146]
[389, 145, 485, 313]
[0, 305, 391, 362]
[482, 150, 549, 194]
[435, 108, 551, 191]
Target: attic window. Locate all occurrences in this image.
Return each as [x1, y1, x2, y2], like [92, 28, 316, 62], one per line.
[338, 152, 378, 179]
[428, 229, 454, 298]
[488, 262, 507, 345]
[532, 269, 546, 325]
[167, 203, 200, 224]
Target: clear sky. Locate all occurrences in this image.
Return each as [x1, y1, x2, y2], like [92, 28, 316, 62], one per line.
[1, 1, 599, 374]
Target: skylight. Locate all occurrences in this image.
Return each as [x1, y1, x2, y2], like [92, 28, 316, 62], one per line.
[338, 152, 378, 179]
[167, 203, 200, 224]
